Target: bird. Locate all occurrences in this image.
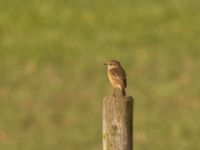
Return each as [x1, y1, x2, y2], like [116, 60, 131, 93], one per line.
[104, 60, 127, 96]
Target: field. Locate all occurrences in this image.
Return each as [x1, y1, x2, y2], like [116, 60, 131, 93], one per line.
[0, 0, 200, 149]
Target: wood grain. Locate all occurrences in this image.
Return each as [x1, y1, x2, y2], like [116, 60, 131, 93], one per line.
[103, 96, 134, 150]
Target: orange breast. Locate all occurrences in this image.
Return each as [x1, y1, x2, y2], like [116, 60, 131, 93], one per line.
[108, 72, 122, 89]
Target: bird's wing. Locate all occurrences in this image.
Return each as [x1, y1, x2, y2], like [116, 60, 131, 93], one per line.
[109, 68, 127, 88]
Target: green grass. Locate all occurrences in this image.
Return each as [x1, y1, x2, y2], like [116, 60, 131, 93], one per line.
[0, 0, 200, 149]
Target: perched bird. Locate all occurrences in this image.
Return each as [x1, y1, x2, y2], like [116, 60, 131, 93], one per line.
[104, 60, 127, 96]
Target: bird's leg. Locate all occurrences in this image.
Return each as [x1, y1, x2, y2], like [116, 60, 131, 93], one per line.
[122, 88, 126, 96]
[113, 88, 116, 97]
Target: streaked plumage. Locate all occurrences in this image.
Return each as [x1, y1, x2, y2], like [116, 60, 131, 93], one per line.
[105, 60, 127, 96]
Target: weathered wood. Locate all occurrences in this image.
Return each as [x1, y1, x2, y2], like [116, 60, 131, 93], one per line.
[103, 96, 134, 150]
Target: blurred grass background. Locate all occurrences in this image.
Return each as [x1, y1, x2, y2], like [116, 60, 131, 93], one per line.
[0, 0, 200, 149]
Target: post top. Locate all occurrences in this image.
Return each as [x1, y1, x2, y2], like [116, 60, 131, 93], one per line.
[103, 96, 134, 101]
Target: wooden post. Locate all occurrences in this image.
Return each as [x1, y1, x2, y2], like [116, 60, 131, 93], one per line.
[103, 96, 134, 150]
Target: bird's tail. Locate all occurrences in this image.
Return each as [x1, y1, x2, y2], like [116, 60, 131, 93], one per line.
[122, 88, 126, 96]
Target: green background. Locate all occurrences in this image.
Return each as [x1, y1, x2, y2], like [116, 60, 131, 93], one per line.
[0, 0, 200, 149]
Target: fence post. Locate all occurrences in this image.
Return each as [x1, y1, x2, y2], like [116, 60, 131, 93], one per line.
[103, 96, 134, 150]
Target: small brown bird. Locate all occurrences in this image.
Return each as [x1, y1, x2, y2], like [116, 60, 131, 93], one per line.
[104, 60, 127, 96]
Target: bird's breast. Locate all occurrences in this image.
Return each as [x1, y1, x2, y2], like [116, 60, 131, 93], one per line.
[107, 70, 122, 89]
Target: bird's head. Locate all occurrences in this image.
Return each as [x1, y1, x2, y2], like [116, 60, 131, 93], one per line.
[104, 60, 121, 69]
